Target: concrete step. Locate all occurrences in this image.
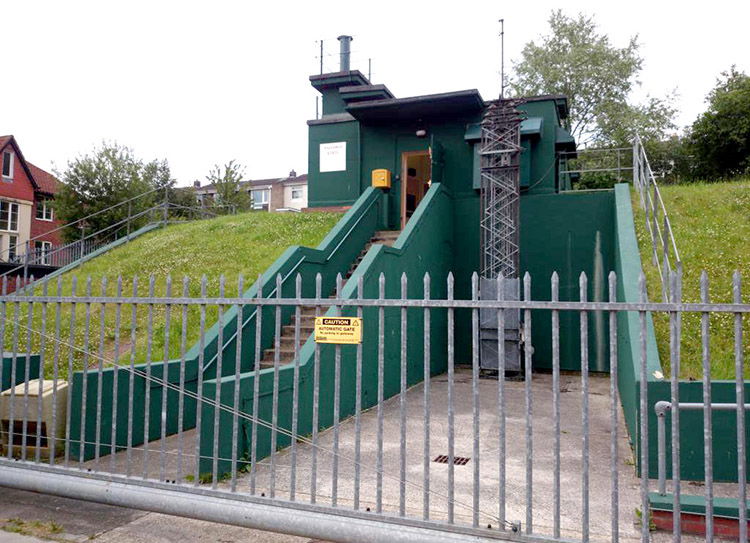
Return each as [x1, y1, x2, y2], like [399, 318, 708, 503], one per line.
[262, 348, 297, 363]
[373, 230, 400, 238]
[279, 336, 308, 349]
[291, 314, 316, 326]
[283, 324, 314, 335]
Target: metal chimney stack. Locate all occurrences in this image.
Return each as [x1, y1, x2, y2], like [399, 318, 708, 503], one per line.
[337, 35, 353, 72]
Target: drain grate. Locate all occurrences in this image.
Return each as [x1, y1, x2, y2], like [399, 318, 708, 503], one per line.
[433, 455, 470, 466]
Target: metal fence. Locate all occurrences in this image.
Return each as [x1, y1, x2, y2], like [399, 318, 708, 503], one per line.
[558, 146, 634, 186]
[559, 138, 681, 305]
[632, 136, 681, 302]
[0, 184, 225, 284]
[0, 269, 748, 543]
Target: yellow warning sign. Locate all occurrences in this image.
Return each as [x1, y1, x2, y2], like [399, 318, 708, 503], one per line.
[314, 317, 363, 344]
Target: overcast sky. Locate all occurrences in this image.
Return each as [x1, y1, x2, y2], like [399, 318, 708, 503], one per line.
[4, 1, 749, 186]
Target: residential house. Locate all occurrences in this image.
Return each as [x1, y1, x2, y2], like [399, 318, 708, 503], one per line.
[194, 170, 308, 211]
[0, 135, 62, 266]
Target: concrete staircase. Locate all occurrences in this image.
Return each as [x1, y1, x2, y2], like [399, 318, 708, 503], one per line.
[259, 230, 399, 368]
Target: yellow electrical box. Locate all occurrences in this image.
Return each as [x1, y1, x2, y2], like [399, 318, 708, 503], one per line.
[371, 169, 391, 189]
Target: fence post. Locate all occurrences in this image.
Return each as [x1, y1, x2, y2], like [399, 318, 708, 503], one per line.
[23, 240, 30, 283]
[127, 201, 132, 239]
[162, 185, 169, 225]
[80, 225, 85, 260]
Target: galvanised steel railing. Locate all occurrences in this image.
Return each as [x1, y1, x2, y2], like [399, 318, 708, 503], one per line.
[632, 135, 682, 302]
[0, 270, 748, 543]
[0, 184, 226, 282]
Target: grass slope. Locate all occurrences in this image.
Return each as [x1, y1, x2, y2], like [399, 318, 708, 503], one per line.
[5, 211, 341, 377]
[632, 180, 750, 379]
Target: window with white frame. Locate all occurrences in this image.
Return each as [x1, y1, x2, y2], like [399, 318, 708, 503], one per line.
[0, 201, 20, 231]
[35, 240, 52, 265]
[251, 189, 269, 209]
[7, 235, 18, 262]
[2, 151, 13, 179]
[36, 198, 54, 221]
[291, 187, 303, 200]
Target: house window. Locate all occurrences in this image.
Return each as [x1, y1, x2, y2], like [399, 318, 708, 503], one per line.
[291, 188, 303, 200]
[35, 241, 52, 265]
[0, 201, 19, 231]
[2, 151, 13, 179]
[251, 189, 269, 210]
[7, 235, 17, 262]
[36, 199, 54, 221]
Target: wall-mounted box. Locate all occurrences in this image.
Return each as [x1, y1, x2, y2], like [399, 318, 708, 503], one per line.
[371, 169, 392, 190]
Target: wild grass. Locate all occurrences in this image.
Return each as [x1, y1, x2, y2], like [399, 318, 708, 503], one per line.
[632, 180, 750, 379]
[3, 211, 341, 378]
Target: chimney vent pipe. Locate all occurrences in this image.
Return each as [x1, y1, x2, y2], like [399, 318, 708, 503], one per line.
[337, 35, 353, 72]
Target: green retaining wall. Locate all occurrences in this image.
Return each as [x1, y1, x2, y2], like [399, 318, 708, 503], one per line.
[199, 182, 454, 476]
[1, 354, 40, 391]
[521, 190, 615, 371]
[613, 183, 750, 482]
[68, 188, 384, 461]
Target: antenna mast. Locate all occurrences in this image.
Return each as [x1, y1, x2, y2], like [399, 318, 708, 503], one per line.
[500, 18, 505, 99]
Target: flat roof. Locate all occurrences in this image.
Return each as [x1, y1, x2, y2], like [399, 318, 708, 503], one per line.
[309, 70, 371, 91]
[346, 89, 484, 123]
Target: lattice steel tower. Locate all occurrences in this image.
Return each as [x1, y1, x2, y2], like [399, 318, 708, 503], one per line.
[478, 98, 525, 373]
[479, 98, 525, 279]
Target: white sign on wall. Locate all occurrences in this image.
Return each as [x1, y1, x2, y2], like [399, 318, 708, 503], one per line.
[319, 142, 347, 173]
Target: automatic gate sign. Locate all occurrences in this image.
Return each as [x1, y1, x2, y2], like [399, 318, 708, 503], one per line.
[314, 316, 362, 344]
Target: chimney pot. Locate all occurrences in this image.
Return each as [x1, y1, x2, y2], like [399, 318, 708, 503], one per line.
[193, 180, 201, 188]
[289, 169, 296, 178]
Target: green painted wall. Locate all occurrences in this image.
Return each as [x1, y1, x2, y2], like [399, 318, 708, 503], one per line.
[1, 354, 40, 391]
[199, 183, 454, 476]
[517, 101, 561, 194]
[613, 183, 750, 483]
[520, 190, 615, 371]
[308, 120, 362, 208]
[67, 189, 384, 461]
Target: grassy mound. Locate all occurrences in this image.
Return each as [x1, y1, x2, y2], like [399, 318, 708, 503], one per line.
[5, 211, 341, 377]
[633, 180, 750, 379]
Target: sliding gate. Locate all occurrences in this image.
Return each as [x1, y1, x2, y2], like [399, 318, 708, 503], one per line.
[0, 270, 748, 543]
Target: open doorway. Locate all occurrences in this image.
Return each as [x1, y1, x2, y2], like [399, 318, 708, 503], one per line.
[400, 150, 431, 229]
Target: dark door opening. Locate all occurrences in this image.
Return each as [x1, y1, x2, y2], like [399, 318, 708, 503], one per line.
[400, 150, 431, 229]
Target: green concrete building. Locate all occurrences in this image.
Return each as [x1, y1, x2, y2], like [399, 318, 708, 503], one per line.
[306, 69, 613, 370]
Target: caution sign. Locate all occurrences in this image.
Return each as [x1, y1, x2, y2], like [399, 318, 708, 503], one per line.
[314, 317, 362, 344]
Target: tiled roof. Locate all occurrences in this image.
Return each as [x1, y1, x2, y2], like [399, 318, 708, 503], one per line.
[1, 135, 60, 195]
[27, 162, 60, 194]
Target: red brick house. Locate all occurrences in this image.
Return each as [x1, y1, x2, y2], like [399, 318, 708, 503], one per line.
[0, 135, 62, 265]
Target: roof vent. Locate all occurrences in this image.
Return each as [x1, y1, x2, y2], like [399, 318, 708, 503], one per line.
[338, 35, 353, 72]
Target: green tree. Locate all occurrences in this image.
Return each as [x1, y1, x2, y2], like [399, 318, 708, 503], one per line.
[687, 67, 750, 180]
[54, 142, 172, 242]
[205, 160, 252, 212]
[510, 10, 676, 147]
[166, 185, 204, 218]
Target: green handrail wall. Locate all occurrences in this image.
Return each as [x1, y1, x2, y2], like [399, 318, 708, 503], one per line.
[68, 189, 384, 460]
[613, 183, 750, 482]
[199, 182, 454, 476]
[1, 354, 40, 391]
